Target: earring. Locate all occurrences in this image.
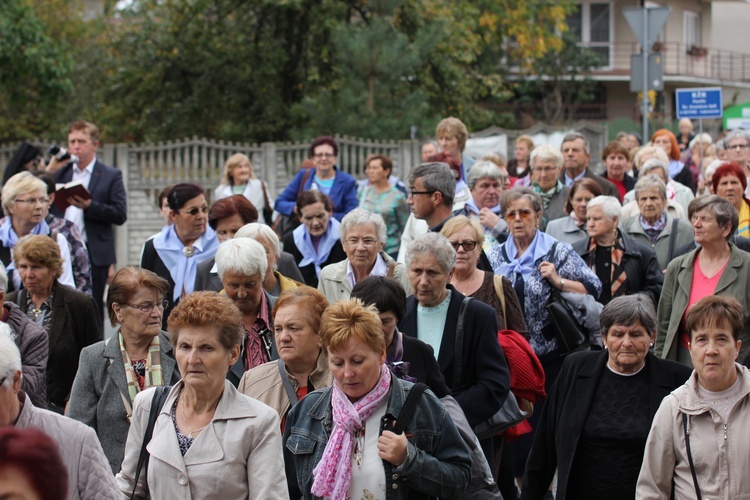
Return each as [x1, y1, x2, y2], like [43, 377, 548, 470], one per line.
[650, 343, 654, 347]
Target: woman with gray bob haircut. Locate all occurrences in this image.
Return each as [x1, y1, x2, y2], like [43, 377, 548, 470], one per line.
[235, 223, 304, 297]
[405, 231, 457, 274]
[524, 294, 691, 499]
[318, 208, 410, 302]
[466, 161, 506, 190]
[215, 237, 268, 280]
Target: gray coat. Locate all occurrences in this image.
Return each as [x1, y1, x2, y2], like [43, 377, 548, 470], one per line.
[67, 331, 180, 474]
[545, 216, 587, 245]
[620, 213, 695, 271]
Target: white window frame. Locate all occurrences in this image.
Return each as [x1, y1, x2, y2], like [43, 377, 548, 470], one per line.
[570, 1, 614, 69]
[683, 10, 701, 49]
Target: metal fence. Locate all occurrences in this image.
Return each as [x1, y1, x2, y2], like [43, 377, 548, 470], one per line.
[0, 121, 607, 265]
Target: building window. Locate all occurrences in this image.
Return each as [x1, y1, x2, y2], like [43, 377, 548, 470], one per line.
[567, 2, 612, 67]
[684, 11, 701, 50]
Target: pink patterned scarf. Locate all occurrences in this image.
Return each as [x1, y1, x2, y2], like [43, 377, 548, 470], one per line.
[311, 364, 392, 499]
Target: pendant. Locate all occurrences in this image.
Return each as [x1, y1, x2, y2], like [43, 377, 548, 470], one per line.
[183, 246, 195, 258]
[354, 427, 365, 467]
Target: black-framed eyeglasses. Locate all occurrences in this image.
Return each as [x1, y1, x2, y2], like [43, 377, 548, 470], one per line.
[450, 240, 478, 251]
[181, 206, 209, 216]
[124, 300, 169, 313]
[408, 189, 435, 197]
[0, 376, 6, 387]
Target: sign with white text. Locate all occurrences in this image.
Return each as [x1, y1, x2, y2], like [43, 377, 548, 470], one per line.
[675, 87, 723, 119]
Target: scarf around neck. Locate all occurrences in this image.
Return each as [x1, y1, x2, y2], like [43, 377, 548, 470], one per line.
[586, 231, 627, 299]
[153, 224, 219, 302]
[464, 198, 501, 216]
[311, 364, 392, 499]
[386, 329, 415, 383]
[119, 330, 163, 404]
[498, 229, 556, 281]
[293, 217, 341, 277]
[0, 218, 51, 275]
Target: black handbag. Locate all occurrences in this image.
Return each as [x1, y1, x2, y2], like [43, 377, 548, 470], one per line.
[453, 297, 527, 440]
[130, 386, 171, 500]
[546, 287, 589, 353]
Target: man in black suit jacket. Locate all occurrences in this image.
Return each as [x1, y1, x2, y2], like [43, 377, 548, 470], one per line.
[559, 131, 620, 200]
[48, 121, 127, 320]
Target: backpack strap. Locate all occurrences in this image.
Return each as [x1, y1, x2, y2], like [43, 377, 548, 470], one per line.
[131, 386, 171, 500]
[452, 297, 473, 392]
[391, 383, 427, 435]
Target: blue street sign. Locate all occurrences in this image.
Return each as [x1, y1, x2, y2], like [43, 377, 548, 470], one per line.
[675, 87, 723, 119]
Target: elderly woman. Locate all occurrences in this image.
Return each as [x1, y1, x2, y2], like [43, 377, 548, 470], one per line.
[529, 144, 569, 230]
[677, 117, 695, 152]
[571, 196, 663, 306]
[116, 291, 288, 498]
[358, 154, 409, 259]
[193, 194, 258, 293]
[275, 136, 359, 222]
[454, 160, 509, 252]
[141, 183, 219, 328]
[712, 162, 750, 238]
[0, 331, 119, 499]
[507, 135, 534, 186]
[441, 216, 528, 335]
[7, 235, 101, 413]
[216, 238, 278, 385]
[639, 296, 750, 498]
[601, 140, 636, 200]
[652, 128, 695, 192]
[67, 267, 181, 473]
[235, 223, 303, 297]
[238, 286, 330, 429]
[656, 195, 750, 365]
[684, 133, 713, 188]
[318, 208, 410, 302]
[437, 116, 475, 179]
[0, 427, 68, 499]
[545, 178, 603, 245]
[622, 157, 691, 219]
[0, 172, 74, 291]
[620, 175, 695, 271]
[282, 190, 346, 288]
[400, 232, 509, 463]
[523, 295, 691, 500]
[214, 153, 273, 224]
[283, 298, 472, 499]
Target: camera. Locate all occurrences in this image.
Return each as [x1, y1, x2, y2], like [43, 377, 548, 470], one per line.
[48, 145, 79, 165]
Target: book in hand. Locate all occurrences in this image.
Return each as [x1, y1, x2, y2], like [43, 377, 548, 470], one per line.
[54, 182, 92, 211]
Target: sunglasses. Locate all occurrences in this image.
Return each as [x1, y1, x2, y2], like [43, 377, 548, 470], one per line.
[450, 240, 478, 251]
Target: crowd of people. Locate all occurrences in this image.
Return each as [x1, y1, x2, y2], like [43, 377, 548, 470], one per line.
[2, 116, 750, 499]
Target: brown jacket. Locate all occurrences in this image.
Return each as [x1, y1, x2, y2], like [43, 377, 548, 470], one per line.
[238, 351, 332, 422]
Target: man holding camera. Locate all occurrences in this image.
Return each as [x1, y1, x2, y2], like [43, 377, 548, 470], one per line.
[47, 120, 127, 321]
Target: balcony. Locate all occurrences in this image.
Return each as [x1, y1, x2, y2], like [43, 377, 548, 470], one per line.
[515, 42, 750, 84]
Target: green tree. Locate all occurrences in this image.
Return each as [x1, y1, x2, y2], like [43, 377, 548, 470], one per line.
[0, 0, 74, 141]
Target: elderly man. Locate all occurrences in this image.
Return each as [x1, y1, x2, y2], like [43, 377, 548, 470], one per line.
[530, 144, 570, 231]
[453, 160, 509, 251]
[397, 162, 457, 263]
[0, 264, 47, 409]
[216, 238, 278, 386]
[0, 330, 118, 499]
[559, 132, 620, 199]
[400, 232, 509, 466]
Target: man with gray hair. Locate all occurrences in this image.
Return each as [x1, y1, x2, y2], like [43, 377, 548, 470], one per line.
[0, 263, 47, 408]
[724, 129, 750, 197]
[0, 329, 119, 499]
[216, 238, 278, 386]
[559, 132, 620, 199]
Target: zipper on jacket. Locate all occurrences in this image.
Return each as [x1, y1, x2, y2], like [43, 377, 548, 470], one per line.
[723, 423, 728, 440]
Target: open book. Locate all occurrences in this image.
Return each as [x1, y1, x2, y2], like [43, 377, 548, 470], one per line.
[54, 181, 92, 211]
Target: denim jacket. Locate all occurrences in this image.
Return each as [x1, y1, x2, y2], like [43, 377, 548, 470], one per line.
[283, 373, 471, 499]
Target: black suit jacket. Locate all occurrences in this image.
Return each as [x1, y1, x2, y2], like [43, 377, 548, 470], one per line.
[521, 350, 692, 500]
[52, 160, 127, 266]
[8, 283, 102, 407]
[561, 168, 620, 200]
[399, 286, 510, 428]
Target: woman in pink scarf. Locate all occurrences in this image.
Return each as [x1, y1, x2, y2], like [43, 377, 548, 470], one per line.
[282, 299, 471, 499]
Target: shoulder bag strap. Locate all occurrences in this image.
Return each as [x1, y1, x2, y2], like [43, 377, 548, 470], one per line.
[278, 358, 299, 405]
[493, 275, 507, 321]
[452, 297, 473, 392]
[386, 261, 396, 278]
[297, 168, 313, 197]
[105, 336, 133, 420]
[668, 218, 679, 262]
[261, 180, 271, 209]
[391, 383, 427, 435]
[131, 386, 170, 500]
[682, 413, 702, 500]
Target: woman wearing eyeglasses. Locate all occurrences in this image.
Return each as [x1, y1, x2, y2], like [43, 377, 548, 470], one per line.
[6, 235, 101, 414]
[274, 136, 359, 222]
[488, 187, 600, 487]
[317, 208, 410, 303]
[67, 267, 181, 473]
[0, 172, 75, 292]
[441, 216, 528, 336]
[141, 183, 219, 328]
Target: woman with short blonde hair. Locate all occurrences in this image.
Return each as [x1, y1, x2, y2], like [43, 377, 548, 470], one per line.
[214, 153, 274, 224]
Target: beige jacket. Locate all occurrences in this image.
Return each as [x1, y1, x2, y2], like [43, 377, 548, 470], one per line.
[637, 364, 750, 499]
[238, 351, 332, 421]
[15, 392, 119, 500]
[116, 380, 289, 500]
[318, 251, 411, 302]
